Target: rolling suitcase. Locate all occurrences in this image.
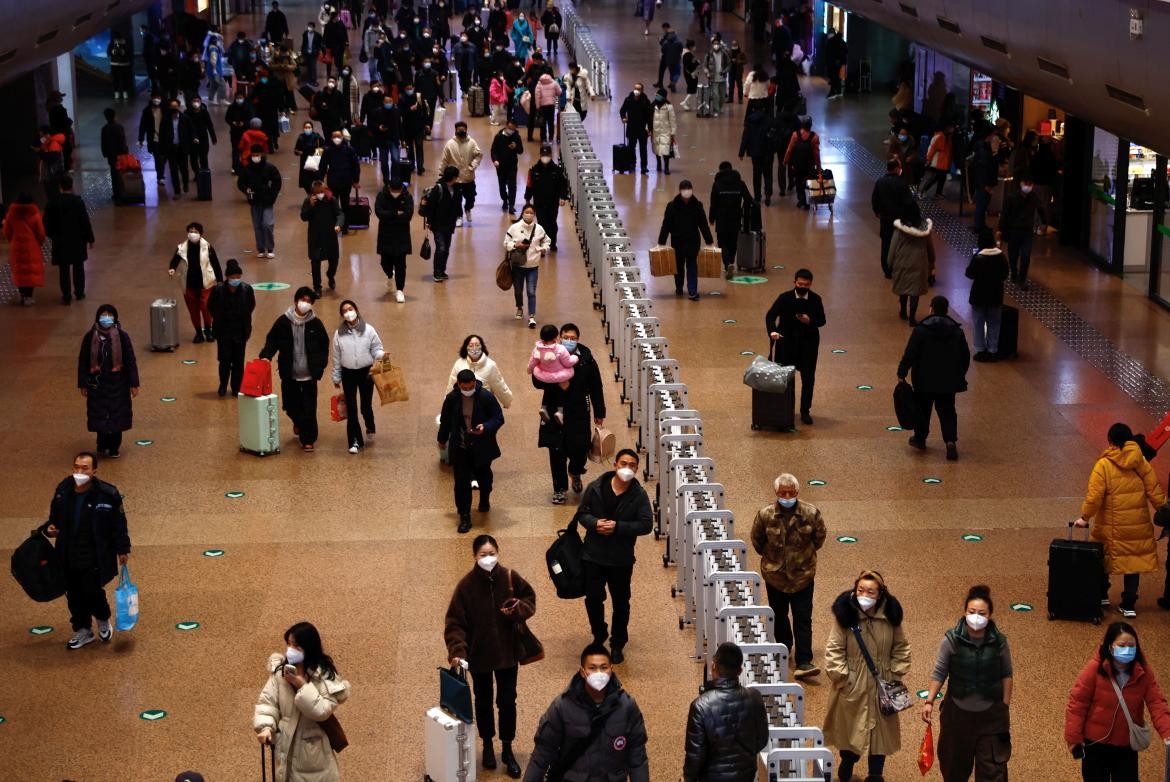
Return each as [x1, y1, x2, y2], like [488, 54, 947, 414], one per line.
[149, 298, 180, 351]
[392, 159, 414, 183]
[345, 185, 371, 229]
[468, 85, 486, 117]
[612, 143, 635, 174]
[446, 69, 458, 101]
[260, 741, 277, 782]
[195, 169, 212, 201]
[425, 706, 477, 782]
[238, 392, 281, 456]
[751, 343, 796, 431]
[118, 169, 146, 204]
[996, 304, 1019, 359]
[735, 230, 765, 273]
[696, 84, 713, 118]
[350, 125, 373, 160]
[1047, 523, 1104, 623]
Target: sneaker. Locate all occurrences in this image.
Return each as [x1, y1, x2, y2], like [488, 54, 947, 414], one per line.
[348, 443, 360, 454]
[528, 317, 536, 329]
[97, 620, 113, 642]
[395, 290, 405, 303]
[1101, 598, 1112, 607]
[464, 211, 472, 225]
[515, 308, 524, 320]
[688, 293, 701, 301]
[571, 474, 583, 494]
[107, 449, 120, 459]
[793, 663, 820, 679]
[67, 628, 96, 650]
[1119, 606, 1137, 618]
[554, 410, 564, 425]
[456, 217, 463, 227]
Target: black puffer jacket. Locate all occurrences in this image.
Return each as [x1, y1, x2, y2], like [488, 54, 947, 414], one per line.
[682, 677, 769, 782]
[657, 195, 714, 254]
[897, 314, 970, 394]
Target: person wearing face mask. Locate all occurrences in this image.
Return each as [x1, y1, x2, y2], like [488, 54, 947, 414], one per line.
[996, 175, 1041, 289]
[446, 335, 514, 408]
[323, 12, 349, 79]
[438, 369, 506, 532]
[294, 122, 327, 193]
[184, 97, 218, 174]
[538, 323, 605, 503]
[491, 119, 525, 214]
[923, 585, 1014, 782]
[41, 452, 131, 650]
[577, 450, 653, 665]
[523, 145, 569, 251]
[824, 570, 911, 782]
[259, 287, 330, 451]
[750, 473, 826, 679]
[825, 27, 848, 99]
[312, 80, 346, 138]
[891, 125, 920, 188]
[301, 22, 322, 86]
[398, 82, 428, 174]
[510, 12, 534, 62]
[419, 166, 462, 280]
[619, 83, 653, 175]
[368, 86, 403, 181]
[765, 269, 826, 425]
[524, 644, 650, 780]
[224, 92, 254, 175]
[783, 115, 821, 210]
[540, 3, 562, 58]
[898, 294, 969, 461]
[966, 228, 1009, 363]
[1065, 622, 1170, 780]
[320, 131, 361, 231]
[331, 301, 384, 453]
[560, 61, 595, 121]
[680, 39, 700, 111]
[208, 259, 256, 397]
[415, 58, 444, 136]
[682, 643, 769, 781]
[439, 121, 483, 226]
[237, 145, 283, 258]
[374, 179, 414, 302]
[253, 622, 350, 781]
[444, 534, 536, 778]
[530, 71, 560, 143]
[156, 99, 193, 199]
[726, 40, 747, 104]
[489, 69, 510, 125]
[453, 33, 478, 97]
[77, 304, 141, 457]
[657, 180, 715, 300]
[362, 21, 386, 83]
[168, 222, 223, 343]
[238, 117, 270, 172]
[43, 176, 94, 306]
[649, 88, 677, 175]
[704, 41, 729, 116]
[301, 180, 345, 296]
[203, 33, 229, 106]
[506, 206, 551, 326]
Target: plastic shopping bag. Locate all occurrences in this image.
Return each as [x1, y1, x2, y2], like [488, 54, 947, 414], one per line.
[115, 564, 139, 631]
[918, 723, 935, 775]
[330, 393, 348, 422]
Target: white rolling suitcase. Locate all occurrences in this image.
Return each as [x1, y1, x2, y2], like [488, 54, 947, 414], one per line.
[150, 298, 180, 351]
[424, 706, 477, 782]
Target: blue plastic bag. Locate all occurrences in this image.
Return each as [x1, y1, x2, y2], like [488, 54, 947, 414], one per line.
[115, 564, 139, 631]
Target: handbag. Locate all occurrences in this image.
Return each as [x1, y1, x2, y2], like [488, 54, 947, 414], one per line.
[893, 380, 917, 430]
[496, 258, 515, 291]
[851, 626, 912, 715]
[508, 222, 536, 267]
[369, 356, 409, 404]
[1109, 675, 1153, 751]
[303, 150, 322, 172]
[588, 425, 616, 464]
[319, 713, 349, 753]
[439, 664, 474, 724]
[114, 564, 139, 631]
[330, 393, 347, 421]
[420, 234, 432, 260]
[507, 570, 544, 665]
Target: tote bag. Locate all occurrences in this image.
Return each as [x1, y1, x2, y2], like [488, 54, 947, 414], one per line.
[115, 564, 139, 631]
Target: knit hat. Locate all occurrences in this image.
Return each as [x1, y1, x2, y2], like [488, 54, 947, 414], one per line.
[224, 258, 243, 276]
[250, 144, 264, 154]
[249, 117, 263, 128]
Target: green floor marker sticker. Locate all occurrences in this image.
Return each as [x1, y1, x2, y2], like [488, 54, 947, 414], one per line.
[856, 385, 873, 391]
[728, 275, 768, 284]
[831, 349, 847, 354]
[885, 426, 903, 432]
[160, 396, 176, 402]
[722, 319, 737, 325]
[961, 533, 984, 542]
[224, 491, 245, 499]
[1010, 602, 1034, 612]
[923, 477, 943, 485]
[771, 264, 785, 270]
[740, 351, 754, 356]
[135, 439, 154, 446]
[139, 710, 167, 721]
[836, 535, 858, 544]
[202, 549, 225, 558]
[808, 479, 827, 486]
[29, 626, 53, 635]
[175, 621, 201, 631]
[707, 291, 723, 296]
[252, 282, 291, 291]
[0, 716, 6, 724]
[181, 359, 197, 365]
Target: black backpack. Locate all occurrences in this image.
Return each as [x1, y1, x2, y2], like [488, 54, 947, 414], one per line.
[545, 515, 587, 599]
[11, 527, 66, 602]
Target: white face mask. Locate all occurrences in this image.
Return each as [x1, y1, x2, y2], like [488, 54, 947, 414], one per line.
[632, 89, 641, 97]
[251, 155, 262, 164]
[477, 554, 498, 571]
[343, 310, 358, 322]
[460, 388, 476, 397]
[680, 189, 693, 199]
[188, 232, 201, 242]
[72, 473, 92, 486]
[332, 137, 342, 145]
[467, 347, 483, 360]
[285, 646, 305, 664]
[857, 595, 877, 611]
[965, 613, 989, 631]
[522, 214, 535, 224]
[586, 671, 610, 691]
[296, 301, 313, 314]
[540, 156, 551, 164]
[616, 467, 636, 482]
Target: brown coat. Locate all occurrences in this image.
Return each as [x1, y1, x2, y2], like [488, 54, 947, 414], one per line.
[444, 565, 536, 673]
[823, 591, 912, 757]
[750, 500, 826, 593]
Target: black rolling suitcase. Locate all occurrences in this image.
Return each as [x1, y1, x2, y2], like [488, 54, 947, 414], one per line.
[613, 143, 635, 173]
[345, 185, 371, 229]
[996, 304, 1019, 359]
[1047, 523, 1105, 624]
[195, 169, 212, 201]
[750, 344, 796, 432]
[391, 159, 414, 183]
[350, 125, 372, 160]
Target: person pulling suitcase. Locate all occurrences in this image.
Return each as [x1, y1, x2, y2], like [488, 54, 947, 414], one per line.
[765, 269, 825, 426]
[708, 161, 753, 278]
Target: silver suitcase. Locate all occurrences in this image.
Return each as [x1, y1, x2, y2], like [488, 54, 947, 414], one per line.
[424, 706, 477, 781]
[447, 69, 458, 101]
[736, 230, 765, 273]
[150, 298, 180, 351]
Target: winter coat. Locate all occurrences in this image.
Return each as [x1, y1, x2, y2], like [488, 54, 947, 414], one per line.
[870, 173, 912, 226]
[511, 18, 534, 60]
[331, 322, 384, 381]
[619, 92, 653, 139]
[437, 379, 505, 466]
[528, 339, 577, 384]
[682, 677, 769, 782]
[237, 160, 283, 207]
[208, 281, 256, 343]
[823, 591, 911, 757]
[1064, 652, 1170, 749]
[447, 356, 512, 408]
[320, 142, 361, 189]
[444, 564, 537, 673]
[238, 129, 270, 165]
[577, 471, 654, 567]
[966, 248, 1009, 307]
[43, 193, 94, 266]
[505, 219, 551, 269]
[489, 76, 509, 105]
[709, 169, 752, 233]
[764, 289, 825, 369]
[525, 160, 569, 206]
[259, 312, 330, 382]
[523, 672, 649, 782]
[738, 111, 774, 160]
[43, 477, 130, 586]
[743, 72, 770, 101]
[420, 182, 462, 233]
[534, 73, 562, 109]
[300, 194, 344, 259]
[439, 137, 484, 184]
[252, 652, 350, 782]
[561, 69, 594, 109]
[704, 47, 728, 80]
[750, 500, 826, 593]
[998, 190, 1039, 234]
[658, 195, 714, 255]
[491, 129, 525, 172]
[374, 189, 414, 256]
[888, 218, 935, 297]
[533, 342, 606, 451]
[295, 132, 327, 191]
[650, 102, 677, 156]
[897, 314, 971, 394]
[659, 32, 683, 66]
[1080, 441, 1167, 575]
[3, 204, 46, 287]
[925, 131, 953, 171]
[170, 239, 223, 291]
[78, 326, 140, 434]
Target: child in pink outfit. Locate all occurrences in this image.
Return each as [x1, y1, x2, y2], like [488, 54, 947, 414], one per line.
[527, 324, 578, 423]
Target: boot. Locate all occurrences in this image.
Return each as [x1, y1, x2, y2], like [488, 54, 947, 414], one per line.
[945, 442, 958, 461]
[204, 325, 215, 343]
[458, 513, 472, 533]
[477, 492, 491, 512]
[482, 740, 497, 770]
[501, 743, 522, 778]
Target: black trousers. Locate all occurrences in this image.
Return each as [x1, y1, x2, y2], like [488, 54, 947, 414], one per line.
[879, 221, 895, 275]
[538, 106, 555, 142]
[535, 206, 559, 248]
[628, 134, 649, 171]
[96, 431, 123, 452]
[58, 262, 86, 301]
[380, 253, 406, 290]
[674, 248, 698, 295]
[751, 155, 773, 200]
[717, 230, 738, 270]
[583, 560, 634, 647]
[189, 146, 209, 173]
[548, 437, 588, 493]
[454, 181, 477, 213]
[281, 378, 318, 445]
[1104, 573, 1141, 612]
[217, 336, 247, 394]
[497, 167, 517, 211]
[451, 447, 494, 515]
[765, 580, 814, 666]
[795, 360, 816, 415]
[914, 390, 957, 444]
[310, 254, 340, 290]
[164, 147, 189, 193]
[1080, 743, 1137, 782]
[471, 667, 519, 742]
[66, 566, 112, 631]
[839, 752, 885, 781]
[340, 365, 376, 447]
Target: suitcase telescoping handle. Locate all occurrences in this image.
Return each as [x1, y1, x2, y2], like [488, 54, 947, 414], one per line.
[261, 737, 276, 782]
[1067, 520, 1091, 541]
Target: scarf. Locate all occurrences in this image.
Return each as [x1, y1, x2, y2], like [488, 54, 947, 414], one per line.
[90, 325, 123, 375]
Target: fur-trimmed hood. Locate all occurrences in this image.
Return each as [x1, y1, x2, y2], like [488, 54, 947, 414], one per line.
[830, 589, 904, 628]
[893, 218, 932, 237]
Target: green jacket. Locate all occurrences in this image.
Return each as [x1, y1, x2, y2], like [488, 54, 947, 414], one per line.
[749, 500, 826, 592]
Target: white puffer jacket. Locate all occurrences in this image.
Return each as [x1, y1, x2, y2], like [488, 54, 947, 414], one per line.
[253, 652, 350, 782]
[331, 321, 385, 382]
[446, 355, 513, 407]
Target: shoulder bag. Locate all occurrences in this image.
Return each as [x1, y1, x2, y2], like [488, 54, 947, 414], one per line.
[508, 221, 537, 267]
[545, 707, 616, 782]
[851, 625, 912, 716]
[1109, 675, 1152, 751]
[319, 713, 349, 753]
[508, 569, 545, 665]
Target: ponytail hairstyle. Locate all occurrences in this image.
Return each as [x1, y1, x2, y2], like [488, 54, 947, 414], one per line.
[964, 584, 993, 613]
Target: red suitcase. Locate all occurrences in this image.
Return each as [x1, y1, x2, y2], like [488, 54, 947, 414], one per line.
[1147, 411, 1170, 451]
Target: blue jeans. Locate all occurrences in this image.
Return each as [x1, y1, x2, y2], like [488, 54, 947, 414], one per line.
[675, 249, 698, 295]
[432, 230, 453, 276]
[511, 266, 538, 315]
[377, 142, 401, 183]
[1006, 228, 1035, 283]
[971, 305, 1002, 353]
[250, 204, 275, 252]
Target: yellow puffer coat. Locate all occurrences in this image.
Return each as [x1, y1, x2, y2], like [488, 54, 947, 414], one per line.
[1080, 441, 1166, 575]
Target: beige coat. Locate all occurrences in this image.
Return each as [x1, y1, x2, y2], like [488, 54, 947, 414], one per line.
[173, 239, 218, 291]
[823, 593, 911, 757]
[253, 652, 351, 782]
[504, 218, 551, 269]
[651, 103, 677, 157]
[439, 137, 484, 184]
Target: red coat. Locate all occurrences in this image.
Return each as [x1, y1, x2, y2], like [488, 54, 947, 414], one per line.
[1064, 652, 1170, 747]
[238, 129, 269, 166]
[3, 203, 46, 287]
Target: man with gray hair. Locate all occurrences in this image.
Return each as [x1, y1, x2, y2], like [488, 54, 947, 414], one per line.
[750, 473, 826, 678]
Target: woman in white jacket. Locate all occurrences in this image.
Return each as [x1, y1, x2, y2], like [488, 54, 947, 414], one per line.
[332, 300, 384, 453]
[743, 65, 771, 110]
[504, 205, 551, 328]
[446, 334, 513, 408]
[253, 621, 350, 782]
[650, 88, 677, 175]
